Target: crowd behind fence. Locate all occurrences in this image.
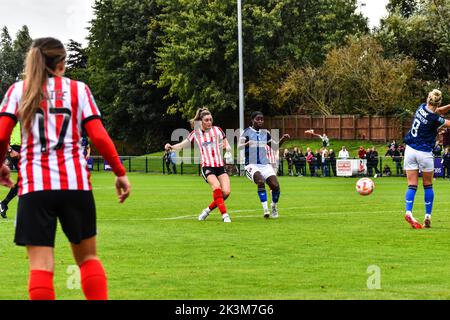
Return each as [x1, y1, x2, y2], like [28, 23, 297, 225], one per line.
[24, 148, 445, 179]
[9, 141, 446, 177]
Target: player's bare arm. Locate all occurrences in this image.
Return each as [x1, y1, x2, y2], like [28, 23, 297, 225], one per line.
[271, 134, 291, 147]
[165, 138, 190, 152]
[436, 104, 450, 115]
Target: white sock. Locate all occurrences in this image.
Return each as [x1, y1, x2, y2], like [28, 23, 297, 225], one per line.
[204, 208, 211, 214]
[262, 201, 269, 212]
[425, 214, 431, 220]
[271, 202, 277, 208]
[406, 211, 413, 217]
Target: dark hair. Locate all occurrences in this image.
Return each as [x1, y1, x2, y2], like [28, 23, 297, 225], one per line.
[251, 111, 264, 120]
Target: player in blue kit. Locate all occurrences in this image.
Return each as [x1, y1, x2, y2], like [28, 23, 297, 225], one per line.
[239, 111, 289, 219]
[403, 89, 450, 229]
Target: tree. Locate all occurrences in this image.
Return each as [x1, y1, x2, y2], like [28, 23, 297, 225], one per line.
[87, 0, 182, 153]
[0, 27, 15, 96]
[156, 0, 368, 120]
[65, 39, 89, 84]
[276, 36, 417, 116]
[0, 25, 32, 97]
[387, 0, 419, 18]
[378, 0, 450, 83]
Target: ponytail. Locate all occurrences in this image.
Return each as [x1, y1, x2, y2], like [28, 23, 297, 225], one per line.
[19, 37, 66, 131]
[20, 47, 48, 130]
[190, 108, 211, 129]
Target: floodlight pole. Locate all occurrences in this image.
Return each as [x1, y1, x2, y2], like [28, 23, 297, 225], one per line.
[237, 0, 244, 133]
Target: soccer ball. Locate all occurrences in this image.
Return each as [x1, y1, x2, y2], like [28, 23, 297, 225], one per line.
[356, 178, 374, 196]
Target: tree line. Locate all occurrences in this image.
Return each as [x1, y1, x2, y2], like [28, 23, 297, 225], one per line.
[1, 0, 449, 154]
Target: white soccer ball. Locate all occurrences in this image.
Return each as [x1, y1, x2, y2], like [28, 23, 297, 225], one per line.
[356, 178, 374, 196]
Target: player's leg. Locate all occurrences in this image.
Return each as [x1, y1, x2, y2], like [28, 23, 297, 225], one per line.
[403, 146, 423, 229]
[422, 170, 434, 228]
[254, 171, 270, 218]
[404, 170, 422, 229]
[71, 236, 108, 300]
[0, 156, 19, 218]
[206, 174, 231, 222]
[199, 168, 229, 220]
[266, 174, 281, 218]
[26, 246, 55, 300]
[58, 190, 107, 300]
[15, 191, 57, 300]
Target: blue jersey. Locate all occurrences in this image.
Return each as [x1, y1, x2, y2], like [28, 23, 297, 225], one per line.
[404, 104, 445, 152]
[240, 127, 272, 165]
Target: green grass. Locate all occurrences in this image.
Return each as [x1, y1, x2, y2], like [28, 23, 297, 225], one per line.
[1, 172, 450, 300]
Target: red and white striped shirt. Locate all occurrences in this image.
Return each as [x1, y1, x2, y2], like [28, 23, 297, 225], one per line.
[188, 126, 225, 168]
[265, 145, 277, 165]
[0, 77, 101, 196]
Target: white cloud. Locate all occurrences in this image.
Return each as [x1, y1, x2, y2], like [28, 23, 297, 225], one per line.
[0, 0, 94, 45]
[358, 0, 390, 29]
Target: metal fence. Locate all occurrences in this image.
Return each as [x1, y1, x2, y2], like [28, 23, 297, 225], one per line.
[82, 155, 446, 178]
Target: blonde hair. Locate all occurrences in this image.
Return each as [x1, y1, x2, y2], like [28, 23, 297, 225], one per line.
[190, 108, 212, 129]
[20, 38, 66, 130]
[427, 89, 442, 108]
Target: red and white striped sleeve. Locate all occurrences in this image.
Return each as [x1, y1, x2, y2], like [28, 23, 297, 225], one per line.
[80, 83, 102, 125]
[0, 83, 20, 122]
[188, 130, 196, 142]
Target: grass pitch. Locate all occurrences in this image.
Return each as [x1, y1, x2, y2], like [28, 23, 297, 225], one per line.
[1, 172, 450, 300]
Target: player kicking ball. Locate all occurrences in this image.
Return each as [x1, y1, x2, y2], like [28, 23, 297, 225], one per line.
[239, 111, 289, 219]
[403, 89, 450, 229]
[165, 108, 232, 223]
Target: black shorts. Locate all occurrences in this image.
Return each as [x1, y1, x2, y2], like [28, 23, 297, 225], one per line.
[6, 145, 20, 170]
[14, 190, 97, 247]
[201, 166, 227, 182]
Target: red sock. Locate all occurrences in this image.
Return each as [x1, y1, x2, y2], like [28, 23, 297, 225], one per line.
[208, 201, 217, 211]
[28, 270, 55, 300]
[80, 259, 108, 300]
[209, 193, 229, 211]
[213, 189, 227, 215]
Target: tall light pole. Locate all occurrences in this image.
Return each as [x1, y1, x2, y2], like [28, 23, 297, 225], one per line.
[237, 0, 244, 133]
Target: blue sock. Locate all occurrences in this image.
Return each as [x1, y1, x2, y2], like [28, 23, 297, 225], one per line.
[258, 188, 268, 203]
[405, 185, 417, 212]
[272, 189, 280, 204]
[424, 185, 434, 215]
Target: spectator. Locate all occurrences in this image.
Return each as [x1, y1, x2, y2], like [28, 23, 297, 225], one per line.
[385, 146, 394, 158]
[314, 149, 322, 177]
[338, 146, 349, 159]
[298, 148, 307, 176]
[321, 148, 330, 177]
[442, 128, 450, 149]
[329, 149, 337, 176]
[398, 144, 405, 157]
[366, 147, 373, 176]
[383, 165, 392, 177]
[432, 141, 442, 158]
[371, 146, 381, 178]
[392, 147, 403, 176]
[442, 147, 450, 179]
[292, 148, 302, 176]
[388, 140, 398, 150]
[358, 146, 366, 159]
[169, 150, 177, 174]
[284, 149, 294, 176]
[305, 148, 315, 177]
[163, 150, 173, 174]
